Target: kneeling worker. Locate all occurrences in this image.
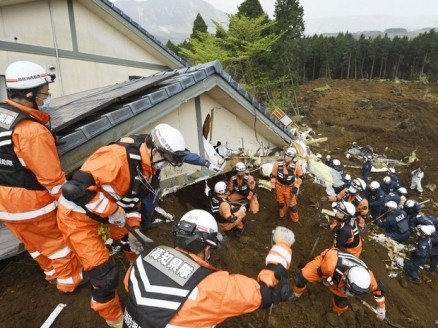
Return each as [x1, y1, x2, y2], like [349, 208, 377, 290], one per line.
[211, 181, 246, 237]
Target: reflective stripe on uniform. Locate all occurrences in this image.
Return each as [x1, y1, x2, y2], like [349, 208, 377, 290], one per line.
[47, 182, 64, 195]
[45, 269, 56, 277]
[48, 246, 71, 260]
[0, 201, 57, 221]
[58, 196, 86, 213]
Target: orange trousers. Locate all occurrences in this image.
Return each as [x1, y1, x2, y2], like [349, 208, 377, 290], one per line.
[227, 192, 259, 214]
[2, 211, 83, 293]
[275, 184, 299, 222]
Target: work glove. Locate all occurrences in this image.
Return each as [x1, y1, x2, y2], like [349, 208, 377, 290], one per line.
[272, 226, 295, 247]
[292, 187, 299, 195]
[240, 205, 247, 213]
[227, 215, 237, 223]
[205, 160, 221, 172]
[128, 231, 144, 254]
[108, 206, 126, 227]
[271, 188, 276, 196]
[321, 196, 328, 202]
[376, 306, 386, 320]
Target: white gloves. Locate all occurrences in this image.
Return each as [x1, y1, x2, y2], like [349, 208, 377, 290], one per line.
[272, 226, 295, 247]
[205, 160, 221, 172]
[108, 206, 126, 227]
[128, 232, 144, 254]
[376, 306, 386, 320]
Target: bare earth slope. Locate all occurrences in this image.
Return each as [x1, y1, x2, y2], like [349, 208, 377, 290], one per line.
[0, 79, 437, 327]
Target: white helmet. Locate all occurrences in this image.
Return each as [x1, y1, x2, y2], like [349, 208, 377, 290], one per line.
[285, 147, 297, 158]
[235, 162, 246, 172]
[386, 201, 398, 210]
[334, 201, 356, 222]
[333, 159, 341, 166]
[345, 266, 371, 296]
[344, 174, 351, 181]
[326, 155, 331, 160]
[316, 153, 322, 159]
[417, 225, 436, 237]
[405, 200, 417, 208]
[370, 181, 380, 190]
[398, 187, 407, 195]
[173, 209, 221, 252]
[148, 124, 187, 167]
[214, 181, 227, 194]
[349, 178, 366, 193]
[383, 176, 391, 185]
[6, 61, 54, 89]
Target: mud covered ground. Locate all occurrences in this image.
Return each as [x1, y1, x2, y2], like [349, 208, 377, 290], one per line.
[1, 78, 437, 327]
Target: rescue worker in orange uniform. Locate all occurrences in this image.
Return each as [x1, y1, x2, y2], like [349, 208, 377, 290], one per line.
[270, 147, 303, 222]
[323, 177, 369, 230]
[123, 209, 294, 327]
[0, 61, 84, 293]
[330, 201, 363, 258]
[211, 181, 246, 237]
[226, 162, 259, 214]
[57, 124, 188, 328]
[291, 248, 386, 325]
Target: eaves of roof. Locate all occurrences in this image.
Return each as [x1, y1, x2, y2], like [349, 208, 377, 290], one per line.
[50, 60, 293, 173]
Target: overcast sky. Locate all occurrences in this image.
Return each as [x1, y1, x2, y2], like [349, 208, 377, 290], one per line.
[203, 0, 438, 19]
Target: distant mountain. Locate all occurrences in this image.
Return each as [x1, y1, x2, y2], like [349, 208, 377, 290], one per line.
[111, 0, 228, 44]
[305, 15, 438, 37]
[111, 0, 438, 43]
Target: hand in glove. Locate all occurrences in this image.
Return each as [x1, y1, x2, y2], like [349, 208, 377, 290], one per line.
[240, 205, 247, 213]
[292, 187, 299, 195]
[376, 306, 386, 320]
[271, 188, 276, 196]
[272, 226, 295, 247]
[320, 196, 328, 202]
[128, 231, 144, 254]
[205, 160, 221, 172]
[108, 206, 126, 227]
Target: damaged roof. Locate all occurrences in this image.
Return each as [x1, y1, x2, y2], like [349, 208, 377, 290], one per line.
[49, 60, 294, 173]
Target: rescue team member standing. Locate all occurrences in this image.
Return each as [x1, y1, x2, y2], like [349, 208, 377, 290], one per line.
[226, 162, 259, 214]
[57, 124, 188, 328]
[291, 248, 386, 325]
[210, 181, 246, 237]
[330, 201, 363, 258]
[0, 61, 83, 292]
[123, 209, 294, 328]
[270, 147, 303, 222]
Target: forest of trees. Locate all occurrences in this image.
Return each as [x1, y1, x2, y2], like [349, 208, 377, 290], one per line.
[166, 0, 438, 108]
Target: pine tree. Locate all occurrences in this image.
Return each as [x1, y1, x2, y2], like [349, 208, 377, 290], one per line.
[237, 0, 265, 18]
[190, 13, 208, 40]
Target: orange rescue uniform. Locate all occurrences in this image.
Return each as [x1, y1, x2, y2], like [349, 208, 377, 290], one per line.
[328, 189, 369, 228]
[227, 172, 259, 214]
[293, 248, 385, 314]
[0, 100, 83, 293]
[123, 242, 292, 327]
[57, 140, 151, 323]
[270, 159, 303, 222]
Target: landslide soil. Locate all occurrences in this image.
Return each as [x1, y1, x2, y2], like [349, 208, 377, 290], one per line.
[1, 79, 437, 328]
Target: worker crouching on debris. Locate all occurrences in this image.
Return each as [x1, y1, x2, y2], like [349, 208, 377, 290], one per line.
[211, 181, 246, 237]
[323, 178, 369, 230]
[330, 202, 363, 257]
[123, 210, 294, 327]
[291, 248, 386, 326]
[226, 162, 259, 214]
[0, 61, 84, 293]
[270, 147, 303, 222]
[376, 201, 410, 243]
[57, 124, 188, 328]
[403, 225, 436, 284]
